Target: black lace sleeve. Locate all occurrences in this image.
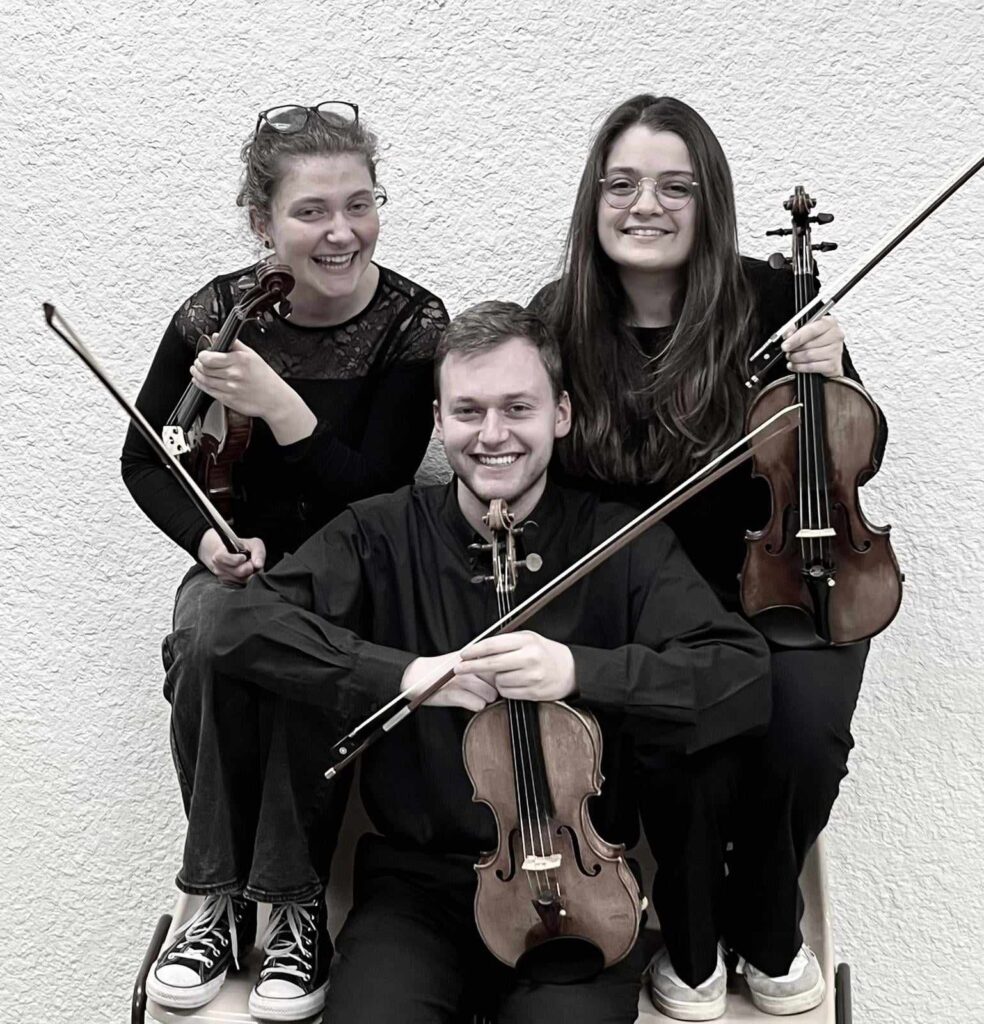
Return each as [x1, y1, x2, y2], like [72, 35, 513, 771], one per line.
[379, 292, 448, 368]
[119, 282, 225, 558]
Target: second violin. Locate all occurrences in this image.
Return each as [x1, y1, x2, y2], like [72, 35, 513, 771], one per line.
[741, 186, 903, 646]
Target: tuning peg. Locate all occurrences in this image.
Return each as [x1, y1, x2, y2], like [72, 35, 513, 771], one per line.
[471, 573, 494, 585]
[468, 541, 493, 552]
[811, 241, 838, 252]
[811, 212, 834, 225]
[518, 553, 543, 573]
[767, 252, 791, 270]
[765, 227, 793, 237]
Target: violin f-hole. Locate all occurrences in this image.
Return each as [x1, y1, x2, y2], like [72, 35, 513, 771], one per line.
[557, 824, 601, 877]
[495, 828, 520, 882]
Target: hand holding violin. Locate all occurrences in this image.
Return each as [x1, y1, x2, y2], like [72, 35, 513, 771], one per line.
[198, 529, 266, 585]
[190, 339, 317, 445]
[782, 314, 844, 377]
[457, 631, 576, 702]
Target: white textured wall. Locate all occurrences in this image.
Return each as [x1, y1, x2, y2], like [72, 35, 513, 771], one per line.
[2, 2, 982, 1022]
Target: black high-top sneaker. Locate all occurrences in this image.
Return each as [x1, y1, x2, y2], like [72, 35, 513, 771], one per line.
[146, 893, 256, 1010]
[248, 893, 332, 1021]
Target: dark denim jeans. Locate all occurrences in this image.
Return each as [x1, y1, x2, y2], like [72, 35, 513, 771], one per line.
[162, 566, 351, 902]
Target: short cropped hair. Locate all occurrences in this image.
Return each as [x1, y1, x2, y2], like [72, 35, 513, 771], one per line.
[434, 300, 564, 400]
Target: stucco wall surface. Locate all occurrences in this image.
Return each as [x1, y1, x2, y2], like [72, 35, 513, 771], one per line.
[1, 2, 982, 1022]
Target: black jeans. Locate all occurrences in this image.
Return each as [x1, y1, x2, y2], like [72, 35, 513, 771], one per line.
[634, 642, 867, 985]
[325, 834, 649, 1024]
[724, 642, 866, 975]
[163, 566, 351, 901]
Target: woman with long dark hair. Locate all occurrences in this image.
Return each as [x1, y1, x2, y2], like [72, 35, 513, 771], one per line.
[531, 94, 884, 1020]
[121, 102, 447, 1020]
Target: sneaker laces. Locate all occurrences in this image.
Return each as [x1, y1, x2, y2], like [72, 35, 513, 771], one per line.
[257, 900, 319, 983]
[164, 893, 243, 972]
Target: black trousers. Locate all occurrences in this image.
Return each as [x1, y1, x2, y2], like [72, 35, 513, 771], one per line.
[635, 642, 867, 985]
[325, 834, 648, 1024]
[163, 566, 351, 901]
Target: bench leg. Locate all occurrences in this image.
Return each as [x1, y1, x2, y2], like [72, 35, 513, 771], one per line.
[835, 962, 852, 1024]
[131, 914, 173, 1024]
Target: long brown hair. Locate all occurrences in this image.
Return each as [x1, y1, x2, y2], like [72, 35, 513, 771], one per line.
[543, 94, 754, 486]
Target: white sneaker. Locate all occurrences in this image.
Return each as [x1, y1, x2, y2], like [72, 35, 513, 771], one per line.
[146, 893, 255, 1009]
[741, 944, 825, 1015]
[248, 896, 331, 1021]
[647, 945, 727, 1021]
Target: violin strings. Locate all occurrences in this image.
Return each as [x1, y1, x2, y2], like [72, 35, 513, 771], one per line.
[509, 697, 538, 898]
[794, 255, 815, 567]
[794, 232, 833, 570]
[513, 529, 562, 900]
[498, 555, 539, 899]
[498, 535, 561, 901]
[802, 227, 830, 556]
[508, 611, 558, 898]
[517, 697, 561, 898]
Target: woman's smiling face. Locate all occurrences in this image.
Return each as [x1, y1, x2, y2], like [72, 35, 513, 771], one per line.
[597, 126, 697, 276]
[260, 152, 380, 318]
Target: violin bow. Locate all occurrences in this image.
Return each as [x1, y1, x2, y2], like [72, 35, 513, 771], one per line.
[746, 150, 984, 387]
[324, 402, 802, 779]
[43, 303, 247, 556]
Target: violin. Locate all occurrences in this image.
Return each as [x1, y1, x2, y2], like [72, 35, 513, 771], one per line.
[461, 499, 642, 983]
[163, 262, 294, 520]
[741, 187, 903, 646]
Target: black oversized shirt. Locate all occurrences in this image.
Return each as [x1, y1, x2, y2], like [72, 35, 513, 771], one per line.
[212, 481, 771, 855]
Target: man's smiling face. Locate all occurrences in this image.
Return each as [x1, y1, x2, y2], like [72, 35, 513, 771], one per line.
[434, 335, 571, 525]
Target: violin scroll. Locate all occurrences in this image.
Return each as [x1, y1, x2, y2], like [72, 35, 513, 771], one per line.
[254, 261, 294, 299]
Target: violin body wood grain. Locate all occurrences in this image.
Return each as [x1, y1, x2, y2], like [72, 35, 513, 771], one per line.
[742, 374, 903, 646]
[463, 699, 641, 974]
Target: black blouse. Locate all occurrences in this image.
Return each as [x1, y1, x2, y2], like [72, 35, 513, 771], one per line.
[121, 262, 447, 565]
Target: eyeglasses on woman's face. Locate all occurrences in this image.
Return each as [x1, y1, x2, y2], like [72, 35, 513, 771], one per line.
[598, 172, 699, 211]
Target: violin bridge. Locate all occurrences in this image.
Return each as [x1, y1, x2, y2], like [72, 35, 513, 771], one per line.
[522, 853, 562, 872]
[796, 527, 836, 538]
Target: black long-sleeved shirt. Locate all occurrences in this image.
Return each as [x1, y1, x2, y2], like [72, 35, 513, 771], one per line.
[530, 256, 889, 609]
[212, 480, 771, 854]
[121, 262, 447, 565]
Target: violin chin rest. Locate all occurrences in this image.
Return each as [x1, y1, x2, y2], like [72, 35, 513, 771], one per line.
[516, 934, 605, 984]
[748, 605, 831, 649]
